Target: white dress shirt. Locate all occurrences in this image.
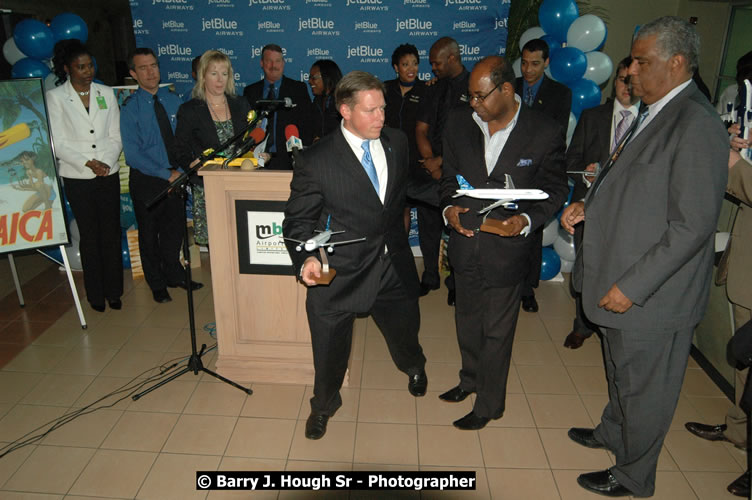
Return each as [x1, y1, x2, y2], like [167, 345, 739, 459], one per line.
[340, 122, 388, 204]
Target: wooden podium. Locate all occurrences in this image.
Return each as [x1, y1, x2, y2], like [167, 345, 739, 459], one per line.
[199, 165, 314, 384]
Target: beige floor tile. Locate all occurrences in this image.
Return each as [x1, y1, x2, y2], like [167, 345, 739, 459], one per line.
[70, 375, 135, 410]
[418, 466, 489, 500]
[515, 313, 550, 342]
[416, 391, 474, 426]
[649, 471, 698, 499]
[417, 425, 483, 467]
[420, 337, 461, 363]
[528, 394, 593, 428]
[479, 427, 549, 468]
[77, 324, 136, 349]
[516, 364, 577, 395]
[40, 408, 121, 447]
[4, 445, 95, 494]
[656, 445, 679, 471]
[580, 394, 608, 425]
[142, 305, 190, 329]
[31, 322, 87, 348]
[184, 381, 249, 416]
[287, 460, 352, 471]
[224, 416, 295, 459]
[68, 448, 157, 498]
[208, 457, 285, 500]
[663, 430, 743, 472]
[0, 372, 44, 404]
[48, 347, 118, 376]
[240, 383, 305, 420]
[485, 468, 560, 500]
[136, 452, 218, 499]
[541, 316, 574, 344]
[552, 469, 622, 500]
[168, 325, 217, 352]
[357, 388, 416, 424]
[2, 345, 71, 373]
[0, 402, 11, 420]
[0, 493, 63, 499]
[299, 385, 360, 422]
[363, 329, 391, 361]
[556, 340, 604, 367]
[162, 414, 236, 455]
[353, 422, 418, 465]
[351, 326, 366, 361]
[683, 471, 743, 500]
[288, 419, 356, 462]
[513, 340, 563, 366]
[99, 349, 168, 378]
[122, 325, 182, 352]
[101, 411, 179, 452]
[725, 441, 748, 470]
[0, 404, 67, 442]
[425, 362, 464, 392]
[98, 305, 154, 329]
[506, 364, 524, 394]
[682, 368, 727, 397]
[669, 395, 704, 430]
[685, 396, 734, 425]
[0, 441, 36, 488]
[567, 365, 608, 396]
[21, 373, 94, 406]
[538, 428, 612, 470]
[361, 359, 408, 390]
[486, 393, 535, 427]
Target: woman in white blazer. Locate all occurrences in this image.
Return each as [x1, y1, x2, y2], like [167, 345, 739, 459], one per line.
[47, 39, 123, 312]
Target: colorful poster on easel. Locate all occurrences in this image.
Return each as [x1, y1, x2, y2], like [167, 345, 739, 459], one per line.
[0, 78, 69, 254]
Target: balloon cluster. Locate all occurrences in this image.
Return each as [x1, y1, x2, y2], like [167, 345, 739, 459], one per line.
[540, 180, 576, 280]
[516, 0, 611, 146]
[3, 13, 88, 91]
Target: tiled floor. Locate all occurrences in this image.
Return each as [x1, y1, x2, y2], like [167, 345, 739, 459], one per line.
[0, 253, 746, 499]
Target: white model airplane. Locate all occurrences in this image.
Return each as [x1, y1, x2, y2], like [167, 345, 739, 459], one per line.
[453, 174, 549, 214]
[285, 230, 366, 254]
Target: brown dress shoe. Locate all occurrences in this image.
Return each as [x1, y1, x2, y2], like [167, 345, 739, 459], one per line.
[684, 422, 730, 442]
[564, 331, 588, 349]
[728, 470, 750, 497]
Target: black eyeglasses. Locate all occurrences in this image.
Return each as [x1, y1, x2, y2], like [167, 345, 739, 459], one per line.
[470, 82, 501, 103]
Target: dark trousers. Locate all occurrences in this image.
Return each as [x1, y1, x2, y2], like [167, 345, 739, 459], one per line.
[306, 256, 425, 416]
[594, 326, 693, 497]
[63, 174, 123, 305]
[522, 227, 542, 296]
[455, 262, 523, 419]
[416, 203, 443, 287]
[129, 169, 185, 291]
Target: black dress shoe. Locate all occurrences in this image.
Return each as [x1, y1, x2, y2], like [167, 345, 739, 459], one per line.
[107, 299, 122, 310]
[439, 386, 473, 402]
[577, 469, 632, 497]
[521, 294, 538, 312]
[728, 470, 750, 497]
[568, 427, 606, 449]
[447, 289, 456, 306]
[168, 280, 204, 291]
[152, 288, 172, 303]
[305, 413, 329, 440]
[419, 282, 439, 297]
[453, 411, 491, 430]
[408, 370, 428, 396]
[90, 302, 105, 313]
[563, 331, 588, 349]
[684, 422, 731, 443]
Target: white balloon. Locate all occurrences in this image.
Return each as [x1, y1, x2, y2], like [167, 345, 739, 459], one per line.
[566, 14, 607, 53]
[542, 218, 559, 247]
[584, 51, 613, 86]
[3, 37, 25, 65]
[566, 112, 577, 147]
[554, 228, 576, 261]
[513, 57, 521, 79]
[560, 257, 575, 273]
[519, 26, 546, 52]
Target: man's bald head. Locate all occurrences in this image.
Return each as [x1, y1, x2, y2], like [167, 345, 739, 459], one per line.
[429, 37, 463, 79]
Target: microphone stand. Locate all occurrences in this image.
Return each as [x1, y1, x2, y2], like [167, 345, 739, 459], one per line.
[132, 112, 268, 401]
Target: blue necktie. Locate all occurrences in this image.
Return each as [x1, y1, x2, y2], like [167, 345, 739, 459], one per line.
[361, 140, 379, 194]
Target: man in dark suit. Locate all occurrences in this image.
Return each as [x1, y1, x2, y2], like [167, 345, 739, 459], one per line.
[439, 56, 568, 430]
[243, 44, 311, 169]
[515, 38, 572, 314]
[283, 71, 427, 440]
[561, 17, 728, 497]
[563, 56, 639, 349]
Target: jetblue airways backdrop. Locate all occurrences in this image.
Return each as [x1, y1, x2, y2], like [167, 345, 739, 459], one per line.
[129, 0, 510, 100]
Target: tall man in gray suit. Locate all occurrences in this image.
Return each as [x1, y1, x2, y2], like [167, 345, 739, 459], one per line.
[561, 17, 728, 497]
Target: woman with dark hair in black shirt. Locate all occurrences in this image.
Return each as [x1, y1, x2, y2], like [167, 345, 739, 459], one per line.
[308, 59, 342, 141]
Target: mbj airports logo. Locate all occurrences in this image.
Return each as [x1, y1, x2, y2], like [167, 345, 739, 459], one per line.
[132, 19, 150, 35]
[354, 20, 381, 34]
[258, 20, 284, 33]
[347, 45, 387, 63]
[202, 17, 244, 36]
[152, 0, 194, 11]
[445, 0, 487, 10]
[162, 20, 187, 32]
[346, 0, 388, 11]
[248, 0, 291, 10]
[395, 18, 437, 37]
[453, 20, 479, 33]
[256, 222, 283, 240]
[298, 17, 340, 36]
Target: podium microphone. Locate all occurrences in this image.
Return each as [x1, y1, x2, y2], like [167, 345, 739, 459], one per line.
[285, 124, 303, 167]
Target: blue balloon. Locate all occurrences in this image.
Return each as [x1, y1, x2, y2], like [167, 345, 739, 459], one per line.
[40, 247, 63, 265]
[541, 247, 562, 280]
[569, 78, 602, 117]
[11, 58, 50, 79]
[50, 13, 88, 43]
[540, 35, 562, 53]
[121, 233, 131, 269]
[549, 46, 586, 85]
[538, 0, 579, 42]
[13, 19, 55, 60]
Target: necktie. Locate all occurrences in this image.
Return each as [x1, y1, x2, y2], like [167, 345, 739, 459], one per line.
[265, 85, 276, 152]
[525, 87, 534, 107]
[153, 94, 176, 167]
[361, 140, 379, 194]
[590, 105, 649, 197]
[611, 110, 634, 153]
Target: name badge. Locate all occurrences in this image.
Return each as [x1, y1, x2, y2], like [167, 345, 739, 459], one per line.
[96, 96, 107, 110]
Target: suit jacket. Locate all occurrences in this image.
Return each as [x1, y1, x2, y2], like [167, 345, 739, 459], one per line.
[46, 80, 122, 179]
[283, 126, 419, 312]
[727, 157, 752, 309]
[173, 94, 251, 182]
[440, 105, 569, 287]
[567, 100, 614, 202]
[243, 76, 313, 146]
[515, 75, 571, 137]
[578, 82, 728, 331]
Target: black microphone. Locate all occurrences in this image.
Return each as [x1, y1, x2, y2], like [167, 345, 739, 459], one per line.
[253, 97, 296, 111]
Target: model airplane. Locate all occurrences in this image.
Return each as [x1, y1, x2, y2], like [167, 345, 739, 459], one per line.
[453, 174, 549, 214]
[285, 230, 366, 254]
